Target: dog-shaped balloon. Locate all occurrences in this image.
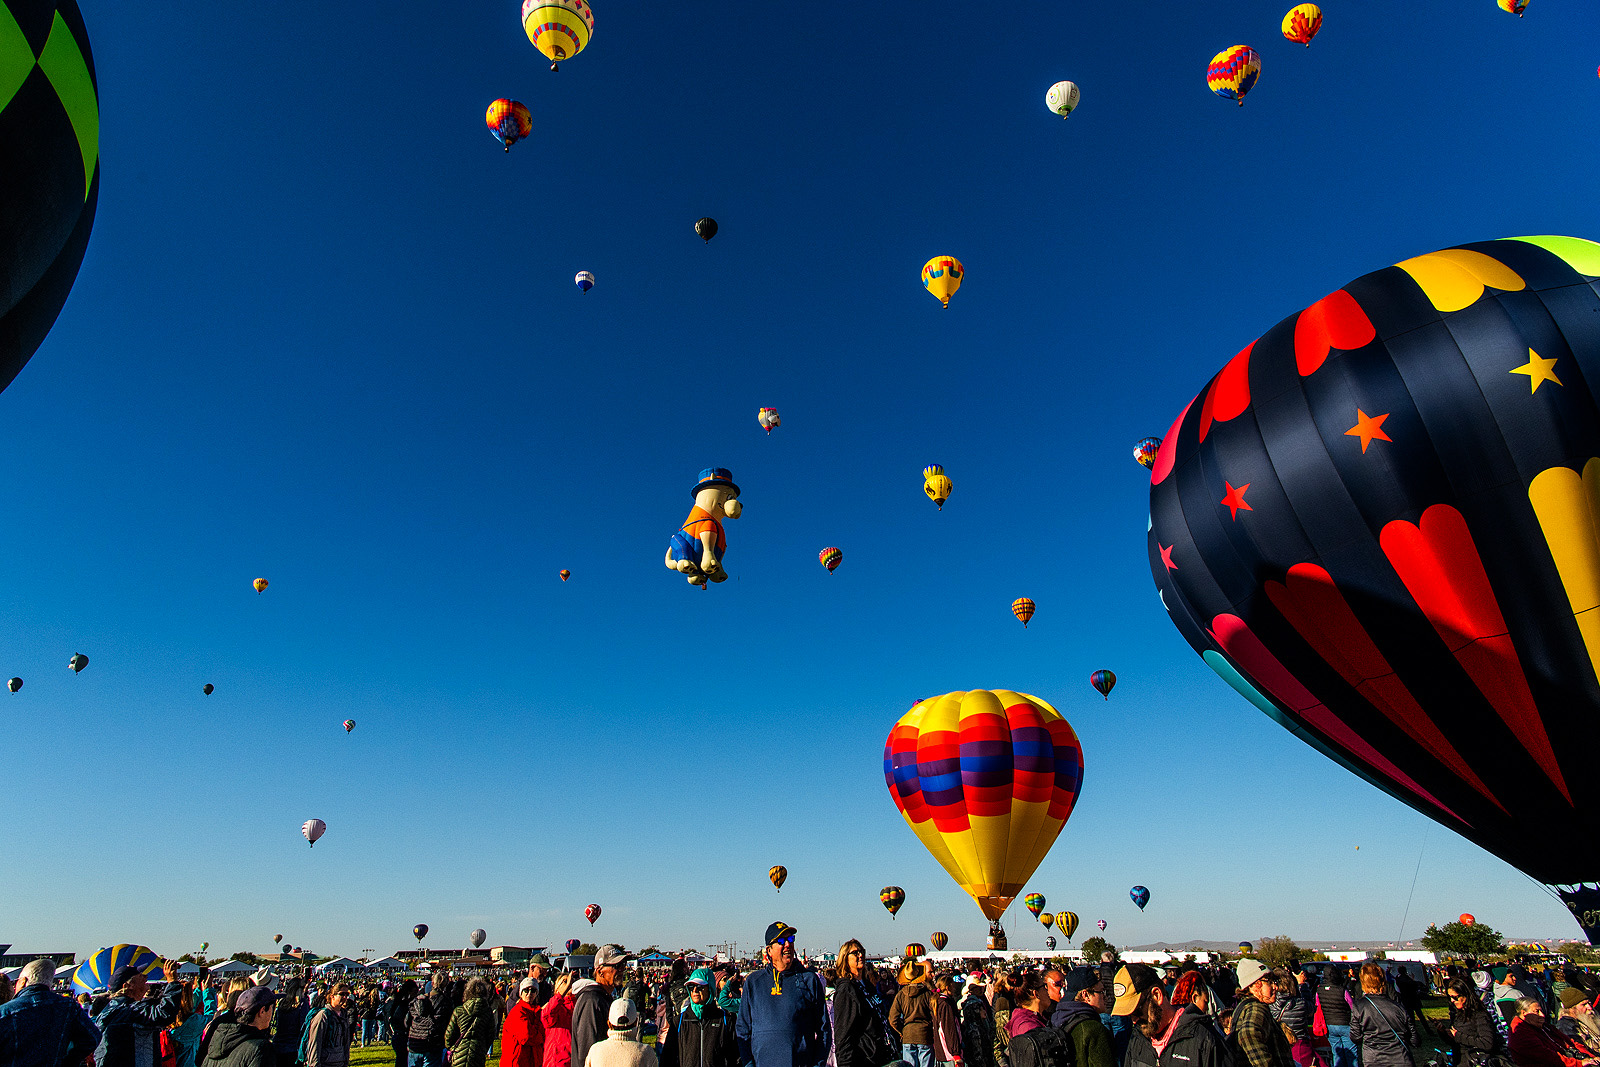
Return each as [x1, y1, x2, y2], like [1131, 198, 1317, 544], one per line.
[665, 468, 742, 588]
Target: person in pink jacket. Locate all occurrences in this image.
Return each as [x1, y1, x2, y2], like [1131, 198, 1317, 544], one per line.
[542, 972, 578, 1067]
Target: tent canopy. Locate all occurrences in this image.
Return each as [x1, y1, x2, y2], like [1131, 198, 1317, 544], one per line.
[209, 960, 253, 974]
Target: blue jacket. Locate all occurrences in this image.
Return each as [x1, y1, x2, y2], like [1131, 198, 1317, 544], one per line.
[735, 965, 828, 1067]
[0, 983, 101, 1067]
[92, 982, 185, 1067]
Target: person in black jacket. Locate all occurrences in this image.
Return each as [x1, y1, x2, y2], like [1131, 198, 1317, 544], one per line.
[573, 945, 629, 1067]
[1447, 979, 1500, 1065]
[1320, 968, 1358, 1067]
[408, 972, 454, 1067]
[1349, 963, 1415, 1067]
[832, 941, 891, 1067]
[677, 970, 738, 1067]
[92, 961, 186, 1067]
[1110, 964, 1231, 1067]
[387, 980, 418, 1067]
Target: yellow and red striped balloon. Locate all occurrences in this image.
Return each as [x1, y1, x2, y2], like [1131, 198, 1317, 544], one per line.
[1281, 4, 1321, 46]
[1207, 46, 1261, 106]
[1012, 597, 1036, 628]
[486, 99, 532, 151]
[820, 547, 842, 573]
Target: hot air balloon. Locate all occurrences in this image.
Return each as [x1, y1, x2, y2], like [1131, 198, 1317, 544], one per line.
[6, 678, 19, 693]
[820, 547, 842, 573]
[71, 945, 159, 994]
[1461, 914, 1476, 926]
[1134, 437, 1162, 470]
[560, 569, 571, 581]
[522, 0, 594, 70]
[884, 690, 1085, 922]
[413, 924, 429, 943]
[1025, 893, 1046, 918]
[1058, 912, 1079, 939]
[1207, 46, 1261, 106]
[1147, 235, 1600, 942]
[1281, 4, 1321, 46]
[199, 942, 208, 953]
[0, 0, 99, 404]
[1045, 935, 1056, 950]
[343, 719, 355, 733]
[1090, 670, 1116, 699]
[1012, 598, 1036, 628]
[486, 99, 532, 151]
[923, 464, 953, 509]
[202, 683, 213, 695]
[254, 578, 268, 594]
[470, 929, 486, 948]
[1130, 886, 1149, 910]
[930, 932, 948, 951]
[880, 886, 905, 918]
[274, 934, 282, 944]
[903, 943, 926, 958]
[69, 653, 87, 673]
[695, 217, 717, 243]
[922, 256, 964, 309]
[565, 939, 581, 954]
[1497, 0, 1527, 14]
[757, 407, 781, 435]
[302, 819, 326, 847]
[585, 903, 601, 925]
[574, 270, 594, 293]
[769, 865, 787, 891]
[1096, 919, 1106, 931]
[1040, 912, 1055, 929]
[1239, 941, 1254, 953]
[1045, 81, 1080, 118]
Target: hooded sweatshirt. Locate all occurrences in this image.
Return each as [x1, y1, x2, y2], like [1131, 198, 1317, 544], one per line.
[199, 1021, 274, 1067]
[735, 963, 828, 1067]
[570, 979, 614, 1067]
[504, 999, 546, 1067]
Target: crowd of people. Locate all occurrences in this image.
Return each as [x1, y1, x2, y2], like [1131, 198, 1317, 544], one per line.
[6, 927, 1600, 1067]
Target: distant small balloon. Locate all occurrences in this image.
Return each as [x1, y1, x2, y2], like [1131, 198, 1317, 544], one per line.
[1496, 0, 1527, 14]
[302, 818, 326, 847]
[413, 924, 429, 942]
[343, 719, 356, 733]
[585, 903, 601, 925]
[930, 931, 948, 951]
[6, 678, 20, 693]
[758, 408, 780, 434]
[695, 217, 718, 243]
[470, 928, 486, 948]
[1097, 919, 1107, 931]
[1133, 437, 1162, 469]
[1130, 885, 1150, 910]
[254, 578, 268, 594]
[1281, 4, 1322, 45]
[575, 270, 594, 293]
[1045, 80, 1080, 118]
[203, 683, 214, 695]
[69, 653, 87, 674]
[820, 547, 842, 573]
[1239, 940, 1254, 953]
[565, 938, 581, 954]
[1090, 669, 1116, 699]
[769, 865, 787, 892]
[560, 569, 571, 581]
[1460, 913, 1476, 926]
[485, 98, 532, 151]
[1012, 597, 1036, 628]
[274, 934, 282, 944]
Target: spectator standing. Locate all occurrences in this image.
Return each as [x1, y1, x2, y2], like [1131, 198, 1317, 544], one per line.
[199, 986, 277, 1067]
[444, 978, 497, 1067]
[585, 1000, 656, 1067]
[1319, 968, 1358, 1067]
[92, 961, 185, 1067]
[1113, 963, 1230, 1067]
[1348, 963, 1415, 1067]
[734, 923, 827, 1067]
[675, 969, 737, 1067]
[831, 941, 891, 1067]
[573, 948, 630, 1067]
[304, 983, 354, 1067]
[542, 971, 579, 1067]
[890, 960, 937, 1067]
[1231, 960, 1295, 1067]
[0, 958, 100, 1067]
[1050, 966, 1115, 1067]
[408, 973, 454, 1067]
[957, 973, 995, 1067]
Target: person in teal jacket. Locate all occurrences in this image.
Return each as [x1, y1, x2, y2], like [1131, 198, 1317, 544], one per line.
[734, 923, 828, 1067]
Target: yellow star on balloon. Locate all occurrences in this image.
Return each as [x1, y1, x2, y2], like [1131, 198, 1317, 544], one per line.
[1510, 349, 1561, 393]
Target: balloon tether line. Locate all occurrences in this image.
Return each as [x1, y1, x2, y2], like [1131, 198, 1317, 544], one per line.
[1395, 824, 1431, 944]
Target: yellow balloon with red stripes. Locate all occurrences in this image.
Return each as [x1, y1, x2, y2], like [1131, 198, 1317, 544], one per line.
[522, 0, 594, 71]
[1281, 4, 1321, 46]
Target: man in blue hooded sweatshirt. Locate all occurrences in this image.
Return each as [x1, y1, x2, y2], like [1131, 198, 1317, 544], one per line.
[735, 923, 828, 1067]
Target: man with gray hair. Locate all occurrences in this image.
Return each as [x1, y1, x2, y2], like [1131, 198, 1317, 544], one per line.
[0, 958, 102, 1067]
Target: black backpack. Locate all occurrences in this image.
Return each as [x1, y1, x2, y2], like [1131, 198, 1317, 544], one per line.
[1012, 1025, 1075, 1067]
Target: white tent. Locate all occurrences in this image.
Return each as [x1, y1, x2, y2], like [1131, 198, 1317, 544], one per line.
[314, 957, 361, 973]
[209, 960, 254, 974]
[175, 962, 202, 975]
[366, 957, 406, 972]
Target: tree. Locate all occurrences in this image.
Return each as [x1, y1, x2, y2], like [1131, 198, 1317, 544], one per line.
[1559, 942, 1600, 965]
[1079, 936, 1112, 964]
[229, 951, 261, 965]
[1420, 921, 1505, 958]
[576, 943, 598, 956]
[1257, 936, 1305, 970]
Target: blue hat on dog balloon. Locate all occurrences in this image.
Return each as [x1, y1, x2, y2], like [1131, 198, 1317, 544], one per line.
[693, 468, 739, 497]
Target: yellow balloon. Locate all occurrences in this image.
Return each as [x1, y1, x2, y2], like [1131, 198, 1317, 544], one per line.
[922, 256, 964, 309]
[924, 474, 952, 509]
[522, 0, 595, 70]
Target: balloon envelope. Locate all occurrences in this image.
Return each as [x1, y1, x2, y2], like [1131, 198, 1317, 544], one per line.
[574, 271, 594, 292]
[1239, 941, 1254, 952]
[253, 578, 268, 594]
[274, 934, 282, 943]
[921, 256, 964, 309]
[1130, 886, 1150, 910]
[1090, 670, 1116, 699]
[413, 924, 428, 941]
[0, 0, 99, 400]
[1058, 911, 1079, 939]
[819, 547, 842, 573]
[904, 943, 926, 958]
[930, 931, 948, 950]
[6, 678, 19, 692]
[522, 0, 594, 68]
[1040, 912, 1054, 929]
[202, 683, 213, 695]
[1024, 893, 1046, 918]
[1147, 236, 1600, 937]
[885, 690, 1085, 920]
[565, 939, 581, 954]
[1134, 437, 1162, 469]
[342, 719, 355, 733]
[1097, 919, 1107, 931]
[1045, 935, 1056, 950]
[301, 818, 325, 846]
[585, 903, 601, 925]
[769, 865, 787, 891]
[69, 653, 86, 673]
[72, 944, 158, 994]
[1460, 914, 1476, 926]
[1281, 4, 1321, 45]
[1045, 81, 1080, 118]
[1012, 598, 1036, 627]
[485, 99, 532, 149]
[880, 886, 905, 917]
[470, 928, 486, 948]
[1497, 0, 1527, 13]
[1207, 46, 1260, 105]
[759, 408, 780, 434]
[695, 217, 717, 243]
[559, 569, 571, 581]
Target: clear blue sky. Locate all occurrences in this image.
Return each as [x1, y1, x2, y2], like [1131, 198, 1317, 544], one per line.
[6, 0, 1600, 962]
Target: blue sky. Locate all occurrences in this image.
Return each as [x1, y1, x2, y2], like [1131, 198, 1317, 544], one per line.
[6, 0, 1600, 962]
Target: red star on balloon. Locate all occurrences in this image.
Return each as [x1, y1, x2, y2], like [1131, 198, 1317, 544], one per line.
[1159, 543, 1177, 571]
[1344, 409, 1392, 453]
[1221, 481, 1252, 520]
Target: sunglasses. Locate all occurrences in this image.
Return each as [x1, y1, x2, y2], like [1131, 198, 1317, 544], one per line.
[773, 936, 796, 947]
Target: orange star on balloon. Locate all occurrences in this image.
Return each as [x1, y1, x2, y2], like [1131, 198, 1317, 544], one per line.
[1221, 481, 1252, 520]
[1344, 409, 1392, 453]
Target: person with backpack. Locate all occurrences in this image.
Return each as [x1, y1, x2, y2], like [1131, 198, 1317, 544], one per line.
[409, 973, 455, 1067]
[303, 983, 353, 1067]
[386, 979, 417, 1067]
[890, 960, 938, 1067]
[270, 979, 309, 1067]
[1111, 964, 1229, 1067]
[1004, 976, 1068, 1067]
[1049, 967, 1115, 1067]
[1232, 961, 1296, 1067]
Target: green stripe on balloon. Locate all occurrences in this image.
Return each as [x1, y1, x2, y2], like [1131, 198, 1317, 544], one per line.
[0, 4, 32, 112]
[37, 9, 96, 199]
[1507, 236, 1600, 277]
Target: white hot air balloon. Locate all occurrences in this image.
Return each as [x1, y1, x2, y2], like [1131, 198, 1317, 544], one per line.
[1045, 81, 1081, 118]
[470, 928, 487, 948]
[575, 271, 594, 293]
[301, 819, 326, 847]
[758, 408, 780, 434]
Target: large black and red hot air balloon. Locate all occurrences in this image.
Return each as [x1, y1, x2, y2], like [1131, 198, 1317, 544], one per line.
[1147, 236, 1600, 940]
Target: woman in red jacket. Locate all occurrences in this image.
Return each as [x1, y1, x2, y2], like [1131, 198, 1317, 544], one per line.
[1508, 999, 1600, 1067]
[504, 977, 547, 1067]
[542, 972, 578, 1067]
